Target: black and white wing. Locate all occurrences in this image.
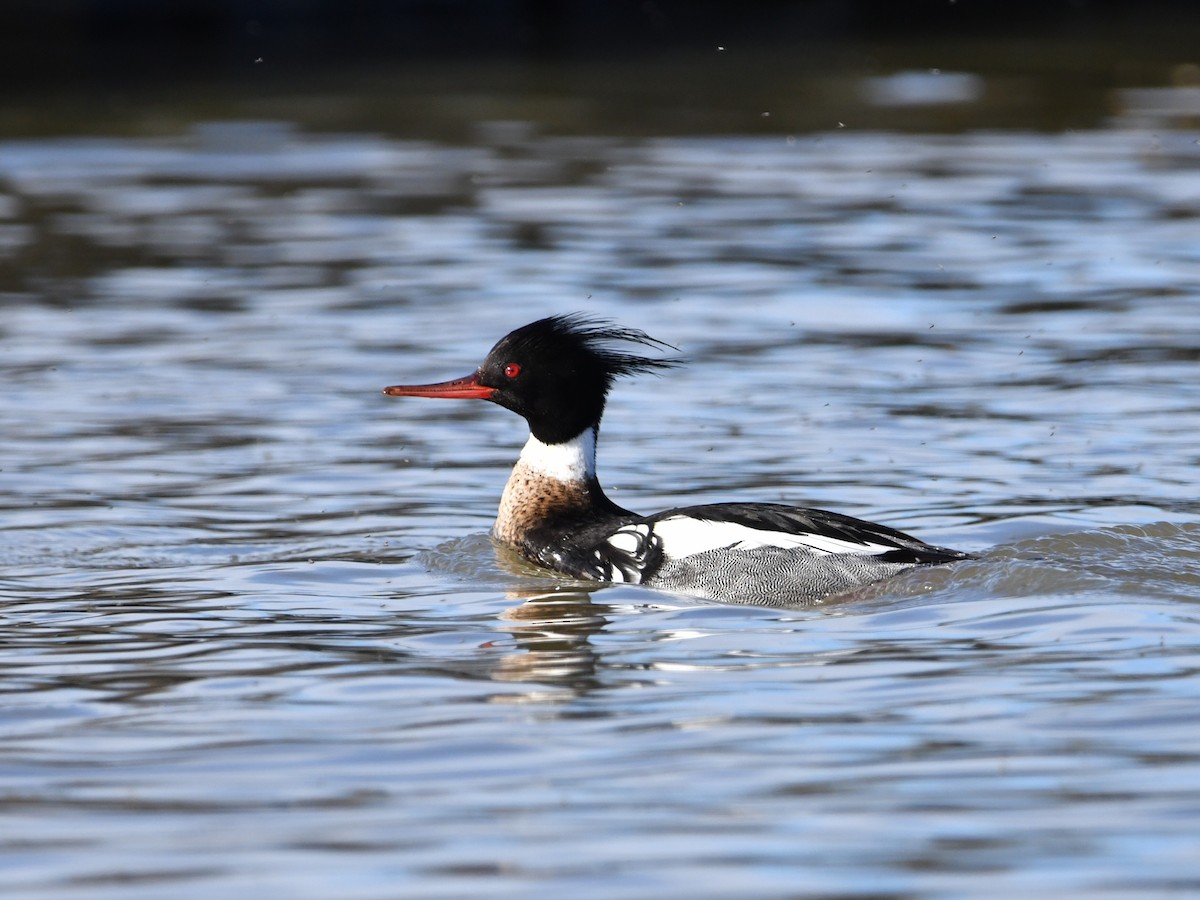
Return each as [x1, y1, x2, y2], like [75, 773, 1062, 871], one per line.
[643, 502, 968, 565]
[587, 502, 968, 604]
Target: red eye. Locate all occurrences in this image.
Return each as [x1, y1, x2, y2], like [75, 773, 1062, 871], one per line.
[504, 363, 521, 379]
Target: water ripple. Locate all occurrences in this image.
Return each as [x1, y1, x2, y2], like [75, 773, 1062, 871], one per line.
[3, 104, 1200, 896]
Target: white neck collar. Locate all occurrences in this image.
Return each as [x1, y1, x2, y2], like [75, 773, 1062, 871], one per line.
[516, 428, 597, 482]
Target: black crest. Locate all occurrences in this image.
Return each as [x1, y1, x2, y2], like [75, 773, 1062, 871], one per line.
[479, 313, 682, 443]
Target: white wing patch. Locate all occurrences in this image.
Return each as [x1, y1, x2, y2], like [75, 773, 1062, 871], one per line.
[606, 525, 648, 555]
[652, 515, 895, 560]
[599, 522, 657, 584]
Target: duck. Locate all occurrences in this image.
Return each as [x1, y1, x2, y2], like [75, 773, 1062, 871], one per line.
[384, 314, 970, 605]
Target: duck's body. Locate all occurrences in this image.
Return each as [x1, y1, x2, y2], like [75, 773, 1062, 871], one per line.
[385, 315, 969, 605]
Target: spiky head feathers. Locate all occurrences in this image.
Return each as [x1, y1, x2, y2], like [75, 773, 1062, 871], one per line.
[477, 314, 681, 443]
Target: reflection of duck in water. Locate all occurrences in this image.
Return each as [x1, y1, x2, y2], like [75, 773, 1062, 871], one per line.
[491, 587, 610, 688]
[385, 314, 970, 606]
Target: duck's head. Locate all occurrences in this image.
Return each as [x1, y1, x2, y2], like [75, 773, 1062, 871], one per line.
[383, 313, 680, 444]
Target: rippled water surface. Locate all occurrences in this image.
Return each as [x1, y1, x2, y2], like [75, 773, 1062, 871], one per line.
[3, 62, 1200, 897]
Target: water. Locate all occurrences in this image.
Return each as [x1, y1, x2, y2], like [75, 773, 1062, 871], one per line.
[3, 59, 1200, 897]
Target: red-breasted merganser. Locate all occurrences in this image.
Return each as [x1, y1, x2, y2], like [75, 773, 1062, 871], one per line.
[384, 314, 970, 605]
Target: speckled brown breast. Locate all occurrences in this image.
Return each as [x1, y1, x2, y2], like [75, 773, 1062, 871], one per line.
[493, 461, 594, 550]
